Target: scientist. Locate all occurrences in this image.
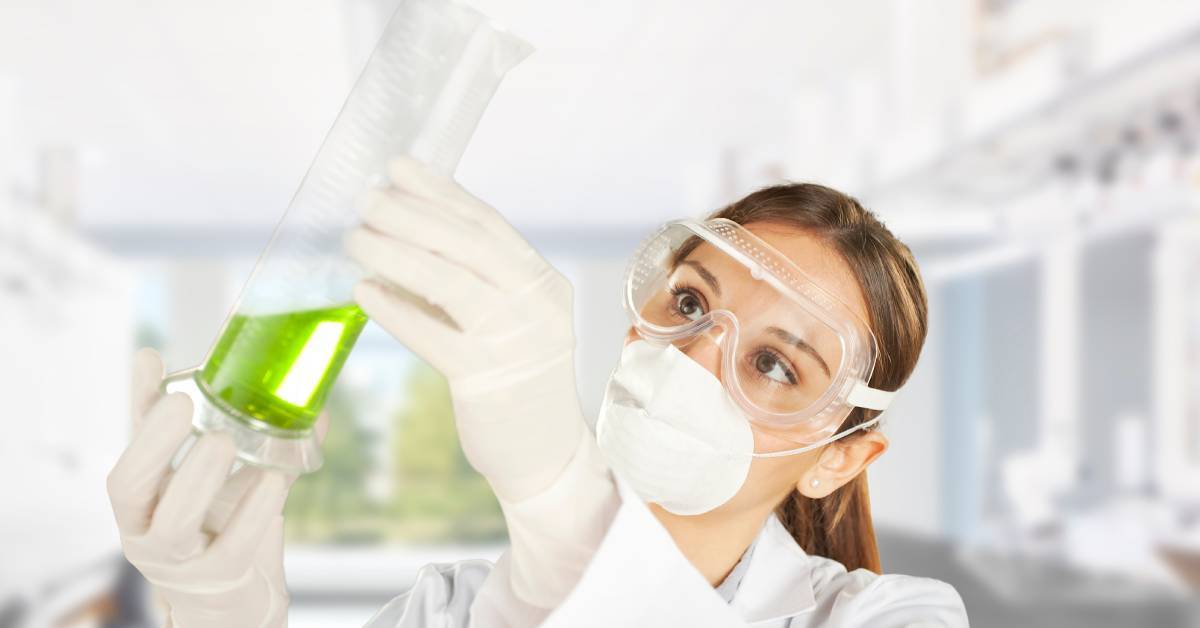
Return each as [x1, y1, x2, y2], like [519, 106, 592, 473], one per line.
[106, 157, 968, 627]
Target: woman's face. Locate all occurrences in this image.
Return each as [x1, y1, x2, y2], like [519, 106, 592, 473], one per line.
[622, 221, 886, 516]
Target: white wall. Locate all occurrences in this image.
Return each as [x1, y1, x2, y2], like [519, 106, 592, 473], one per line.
[0, 0, 355, 229]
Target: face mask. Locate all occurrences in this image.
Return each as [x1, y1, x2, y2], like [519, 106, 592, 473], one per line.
[595, 339, 883, 516]
[596, 338, 753, 515]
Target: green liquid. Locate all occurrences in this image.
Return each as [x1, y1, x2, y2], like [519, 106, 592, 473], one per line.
[198, 304, 368, 433]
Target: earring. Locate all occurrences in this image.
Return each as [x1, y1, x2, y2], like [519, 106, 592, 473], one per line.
[810, 478, 820, 488]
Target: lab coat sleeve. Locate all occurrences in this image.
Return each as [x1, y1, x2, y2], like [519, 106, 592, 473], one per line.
[361, 431, 620, 628]
[361, 559, 494, 628]
[816, 567, 969, 628]
[478, 426, 622, 614]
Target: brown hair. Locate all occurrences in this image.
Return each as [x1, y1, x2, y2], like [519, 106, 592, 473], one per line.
[706, 183, 929, 574]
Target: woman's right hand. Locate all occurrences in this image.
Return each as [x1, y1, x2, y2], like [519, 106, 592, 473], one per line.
[345, 157, 620, 612]
[344, 156, 584, 503]
[106, 348, 326, 627]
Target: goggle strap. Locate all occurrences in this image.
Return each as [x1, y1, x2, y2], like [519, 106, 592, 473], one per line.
[846, 380, 894, 411]
[750, 414, 885, 459]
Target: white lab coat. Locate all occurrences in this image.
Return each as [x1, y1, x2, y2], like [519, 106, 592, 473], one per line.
[363, 475, 969, 627]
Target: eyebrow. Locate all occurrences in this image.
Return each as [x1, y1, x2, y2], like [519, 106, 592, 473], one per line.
[766, 326, 831, 378]
[678, 260, 722, 297]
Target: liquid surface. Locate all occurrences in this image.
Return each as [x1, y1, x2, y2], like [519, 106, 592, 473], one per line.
[198, 304, 368, 432]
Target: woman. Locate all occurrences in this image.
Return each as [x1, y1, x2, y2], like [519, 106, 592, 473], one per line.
[106, 158, 968, 627]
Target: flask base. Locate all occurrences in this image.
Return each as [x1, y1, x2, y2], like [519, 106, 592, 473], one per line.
[162, 367, 324, 474]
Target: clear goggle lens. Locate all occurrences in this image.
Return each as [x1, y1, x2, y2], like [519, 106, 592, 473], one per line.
[626, 219, 887, 437]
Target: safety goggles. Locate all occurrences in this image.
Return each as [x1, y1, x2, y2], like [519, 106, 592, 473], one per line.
[623, 218, 894, 444]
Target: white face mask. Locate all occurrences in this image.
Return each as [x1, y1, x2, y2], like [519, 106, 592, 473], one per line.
[595, 339, 883, 516]
[595, 339, 754, 515]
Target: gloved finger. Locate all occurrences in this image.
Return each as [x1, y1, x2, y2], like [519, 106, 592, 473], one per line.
[255, 514, 287, 586]
[387, 157, 536, 253]
[203, 465, 265, 535]
[387, 155, 476, 207]
[360, 186, 487, 268]
[362, 184, 483, 240]
[393, 156, 535, 243]
[352, 279, 464, 371]
[147, 432, 238, 548]
[131, 348, 165, 434]
[193, 414, 332, 520]
[368, 172, 529, 251]
[361, 187, 543, 291]
[344, 226, 499, 330]
[203, 470, 289, 572]
[107, 393, 196, 535]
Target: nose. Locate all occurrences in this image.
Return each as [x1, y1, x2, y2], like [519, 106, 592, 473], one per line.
[680, 326, 726, 381]
[625, 324, 727, 381]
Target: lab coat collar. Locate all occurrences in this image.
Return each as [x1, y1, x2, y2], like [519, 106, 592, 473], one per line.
[727, 513, 818, 623]
[613, 475, 818, 624]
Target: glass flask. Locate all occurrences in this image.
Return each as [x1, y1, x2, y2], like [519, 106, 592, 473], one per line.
[163, 0, 532, 474]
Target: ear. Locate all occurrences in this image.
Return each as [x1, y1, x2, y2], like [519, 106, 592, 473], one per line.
[797, 431, 889, 498]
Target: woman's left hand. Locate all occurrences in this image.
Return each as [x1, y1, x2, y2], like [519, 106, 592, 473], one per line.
[344, 156, 585, 502]
[346, 157, 621, 612]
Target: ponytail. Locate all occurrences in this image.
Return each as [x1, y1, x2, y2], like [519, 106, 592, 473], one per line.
[775, 472, 880, 573]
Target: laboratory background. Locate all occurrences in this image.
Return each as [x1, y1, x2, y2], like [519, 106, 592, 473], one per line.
[3, 0, 1200, 626]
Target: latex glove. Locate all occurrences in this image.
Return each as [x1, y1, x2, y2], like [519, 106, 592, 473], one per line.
[106, 348, 328, 627]
[345, 156, 585, 503]
[344, 156, 618, 609]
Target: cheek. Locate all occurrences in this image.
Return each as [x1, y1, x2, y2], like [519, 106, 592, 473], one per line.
[738, 434, 820, 496]
[737, 454, 813, 504]
[751, 424, 805, 452]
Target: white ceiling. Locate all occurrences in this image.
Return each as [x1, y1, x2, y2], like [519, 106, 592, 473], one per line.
[2, 0, 1198, 236]
[457, 0, 894, 227]
[0, 0, 895, 233]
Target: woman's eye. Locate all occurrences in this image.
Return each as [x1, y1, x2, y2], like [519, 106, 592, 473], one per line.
[754, 351, 797, 385]
[672, 290, 706, 321]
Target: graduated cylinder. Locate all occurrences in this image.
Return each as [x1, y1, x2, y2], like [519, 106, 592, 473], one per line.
[164, 0, 532, 474]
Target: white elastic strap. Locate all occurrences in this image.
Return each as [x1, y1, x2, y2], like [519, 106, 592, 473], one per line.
[751, 413, 885, 459]
[846, 380, 895, 411]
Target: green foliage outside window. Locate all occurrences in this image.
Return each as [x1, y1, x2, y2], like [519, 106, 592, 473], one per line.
[284, 361, 506, 545]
